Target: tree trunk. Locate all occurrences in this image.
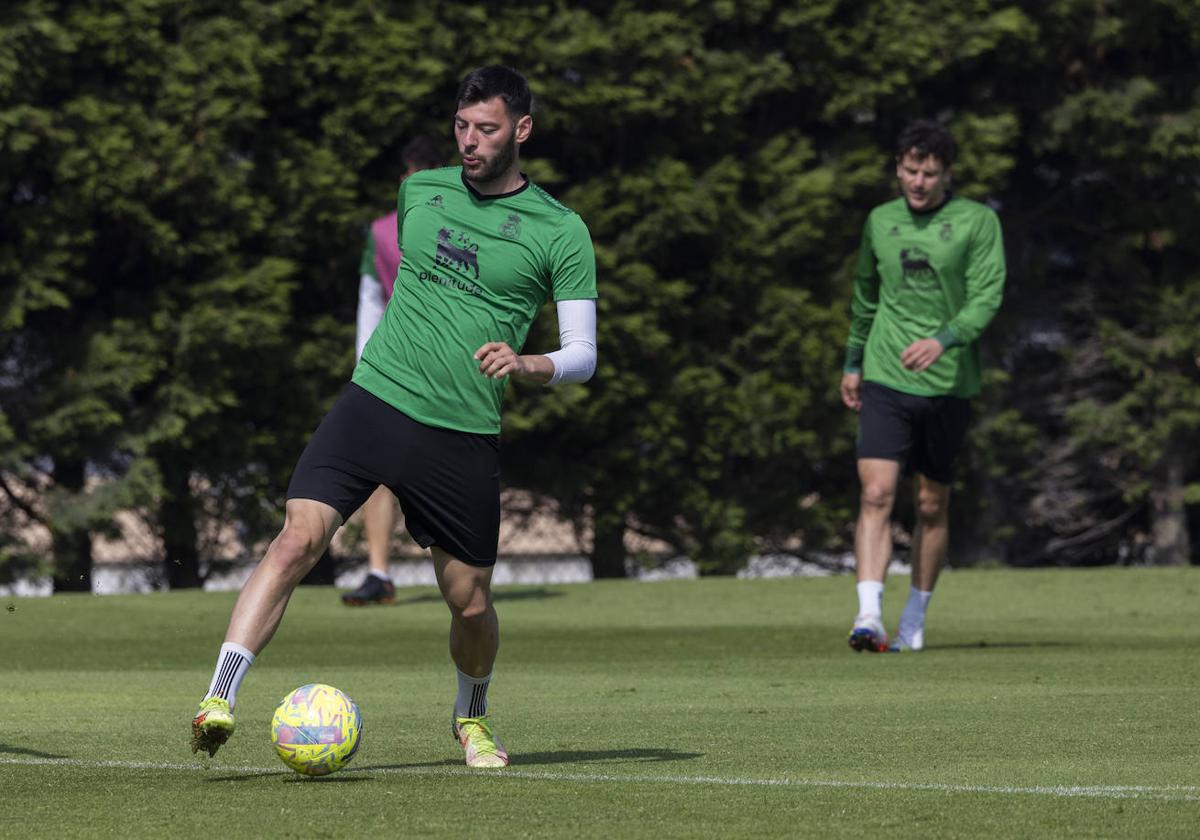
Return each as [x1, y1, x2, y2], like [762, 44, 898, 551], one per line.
[955, 471, 1005, 567]
[51, 458, 92, 593]
[1149, 456, 1189, 566]
[160, 459, 202, 589]
[590, 510, 628, 579]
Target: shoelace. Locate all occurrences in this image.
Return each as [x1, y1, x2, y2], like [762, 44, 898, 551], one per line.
[459, 718, 500, 755]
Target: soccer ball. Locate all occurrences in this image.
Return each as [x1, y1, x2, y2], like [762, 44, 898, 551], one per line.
[270, 683, 363, 776]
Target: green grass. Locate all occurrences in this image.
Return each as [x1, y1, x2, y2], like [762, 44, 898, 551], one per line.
[2, 567, 1198, 838]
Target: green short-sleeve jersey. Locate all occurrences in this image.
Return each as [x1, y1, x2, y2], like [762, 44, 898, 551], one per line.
[353, 167, 598, 434]
[843, 195, 1005, 398]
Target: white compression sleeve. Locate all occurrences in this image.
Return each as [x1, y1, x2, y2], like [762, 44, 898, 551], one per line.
[355, 274, 387, 361]
[545, 299, 597, 385]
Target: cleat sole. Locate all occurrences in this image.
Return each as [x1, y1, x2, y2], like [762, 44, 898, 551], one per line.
[341, 595, 396, 607]
[848, 628, 889, 653]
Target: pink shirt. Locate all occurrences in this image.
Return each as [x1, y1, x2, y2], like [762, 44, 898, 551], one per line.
[370, 211, 402, 302]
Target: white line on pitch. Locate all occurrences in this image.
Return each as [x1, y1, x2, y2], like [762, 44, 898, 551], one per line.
[1, 757, 1197, 802]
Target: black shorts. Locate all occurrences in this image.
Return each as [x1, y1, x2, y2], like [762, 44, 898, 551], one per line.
[286, 383, 500, 566]
[857, 381, 972, 485]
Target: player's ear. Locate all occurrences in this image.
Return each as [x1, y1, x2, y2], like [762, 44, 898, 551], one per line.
[515, 114, 533, 145]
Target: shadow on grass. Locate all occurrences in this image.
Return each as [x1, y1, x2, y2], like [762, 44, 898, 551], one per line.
[205, 770, 374, 783]
[513, 747, 704, 766]
[203, 747, 703, 782]
[394, 587, 564, 606]
[0, 743, 67, 759]
[362, 747, 703, 771]
[924, 640, 1076, 651]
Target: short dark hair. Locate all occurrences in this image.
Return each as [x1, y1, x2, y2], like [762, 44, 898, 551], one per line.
[456, 65, 532, 120]
[402, 135, 445, 171]
[896, 119, 956, 168]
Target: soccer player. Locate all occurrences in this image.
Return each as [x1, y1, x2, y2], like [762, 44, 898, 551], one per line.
[341, 135, 444, 607]
[191, 66, 599, 768]
[841, 119, 1005, 653]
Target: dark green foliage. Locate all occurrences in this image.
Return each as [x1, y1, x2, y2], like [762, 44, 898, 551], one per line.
[1, 1, 1197, 584]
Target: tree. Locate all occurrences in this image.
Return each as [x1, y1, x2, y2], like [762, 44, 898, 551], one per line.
[3, 0, 1198, 589]
[504, 0, 1040, 573]
[993, 0, 1200, 565]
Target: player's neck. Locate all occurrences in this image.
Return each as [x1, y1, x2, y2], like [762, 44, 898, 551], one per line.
[905, 191, 952, 215]
[468, 166, 527, 196]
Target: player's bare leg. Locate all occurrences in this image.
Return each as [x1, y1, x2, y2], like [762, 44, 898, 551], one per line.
[192, 499, 341, 757]
[434, 549, 498, 675]
[364, 485, 397, 576]
[893, 475, 951, 651]
[433, 547, 508, 767]
[342, 486, 398, 606]
[227, 499, 343, 651]
[849, 458, 901, 652]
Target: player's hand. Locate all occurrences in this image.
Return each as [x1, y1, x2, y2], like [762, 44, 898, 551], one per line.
[474, 341, 530, 380]
[841, 372, 863, 411]
[900, 338, 944, 373]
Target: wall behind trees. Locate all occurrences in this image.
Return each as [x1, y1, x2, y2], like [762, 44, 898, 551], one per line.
[1, 0, 1197, 589]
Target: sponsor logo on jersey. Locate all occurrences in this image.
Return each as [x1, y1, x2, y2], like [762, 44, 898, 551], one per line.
[499, 213, 522, 240]
[435, 228, 480, 279]
[900, 246, 935, 280]
[888, 225, 901, 237]
[427, 194, 444, 207]
[939, 222, 953, 241]
[417, 269, 482, 297]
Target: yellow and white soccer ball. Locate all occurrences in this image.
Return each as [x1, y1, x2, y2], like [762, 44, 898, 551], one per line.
[270, 683, 363, 776]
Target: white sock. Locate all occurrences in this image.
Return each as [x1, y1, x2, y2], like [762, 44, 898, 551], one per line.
[898, 587, 932, 637]
[856, 580, 885, 618]
[454, 669, 491, 719]
[368, 569, 392, 583]
[204, 642, 255, 709]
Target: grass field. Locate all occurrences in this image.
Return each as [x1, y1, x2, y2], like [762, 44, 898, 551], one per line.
[2, 567, 1198, 838]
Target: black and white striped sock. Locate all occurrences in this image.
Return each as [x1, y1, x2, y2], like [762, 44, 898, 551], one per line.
[454, 669, 491, 719]
[204, 642, 255, 709]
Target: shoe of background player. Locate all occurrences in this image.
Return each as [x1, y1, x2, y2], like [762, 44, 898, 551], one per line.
[889, 625, 924, 652]
[847, 614, 889, 653]
[452, 713, 510, 768]
[191, 697, 235, 757]
[341, 574, 396, 606]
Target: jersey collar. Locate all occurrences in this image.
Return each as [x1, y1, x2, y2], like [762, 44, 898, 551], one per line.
[460, 170, 530, 201]
[905, 191, 953, 216]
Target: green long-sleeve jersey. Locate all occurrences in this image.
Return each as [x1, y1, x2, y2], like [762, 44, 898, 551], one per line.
[843, 195, 1005, 398]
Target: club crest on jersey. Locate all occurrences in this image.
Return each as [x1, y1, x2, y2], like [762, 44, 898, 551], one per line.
[435, 228, 480, 279]
[939, 222, 953, 241]
[499, 213, 522, 240]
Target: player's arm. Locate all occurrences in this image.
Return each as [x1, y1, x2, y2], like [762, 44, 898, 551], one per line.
[476, 212, 599, 385]
[355, 233, 386, 361]
[902, 210, 1006, 372]
[475, 299, 597, 385]
[355, 275, 387, 361]
[356, 179, 415, 361]
[842, 217, 879, 409]
[935, 208, 1006, 349]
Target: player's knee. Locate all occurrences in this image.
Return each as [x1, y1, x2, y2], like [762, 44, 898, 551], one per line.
[447, 589, 491, 624]
[267, 520, 326, 576]
[860, 484, 895, 513]
[916, 495, 948, 525]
